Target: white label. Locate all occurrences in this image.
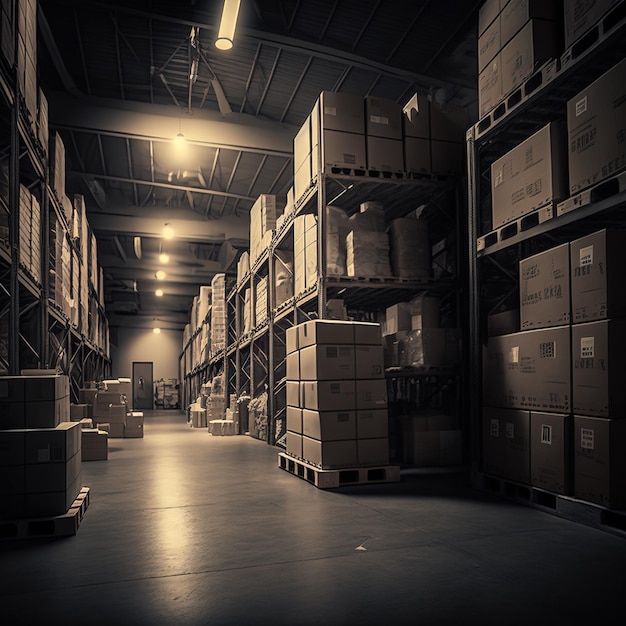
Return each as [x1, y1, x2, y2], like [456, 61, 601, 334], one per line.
[490, 418, 499, 437]
[581, 427, 594, 450]
[509, 346, 519, 363]
[539, 341, 556, 359]
[505, 422, 515, 439]
[324, 106, 337, 117]
[575, 96, 587, 117]
[370, 115, 389, 126]
[541, 424, 552, 445]
[579, 245, 593, 267]
[580, 336, 594, 359]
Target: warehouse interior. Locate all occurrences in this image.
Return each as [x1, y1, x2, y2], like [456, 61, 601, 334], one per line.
[2, 1, 626, 623]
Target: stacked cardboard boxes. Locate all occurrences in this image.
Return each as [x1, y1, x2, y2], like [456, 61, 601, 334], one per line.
[477, 0, 562, 118]
[210, 273, 226, 355]
[249, 194, 278, 266]
[293, 213, 317, 296]
[0, 374, 83, 519]
[365, 95, 404, 175]
[285, 320, 390, 469]
[155, 378, 179, 409]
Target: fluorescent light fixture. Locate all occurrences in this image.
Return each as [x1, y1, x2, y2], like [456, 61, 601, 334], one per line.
[162, 224, 175, 240]
[155, 289, 164, 297]
[156, 270, 167, 280]
[159, 252, 170, 264]
[215, 0, 241, 50]
[153, 327, 161, 334]
[174, 132, 185, 146]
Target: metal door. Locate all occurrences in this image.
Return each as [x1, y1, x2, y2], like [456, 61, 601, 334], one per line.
[132, 361, 154, 409]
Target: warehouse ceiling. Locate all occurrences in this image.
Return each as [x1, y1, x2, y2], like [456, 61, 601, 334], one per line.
[37, 0, 482, 333]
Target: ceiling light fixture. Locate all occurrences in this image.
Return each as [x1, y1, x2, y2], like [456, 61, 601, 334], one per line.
[156, 270, 167, 280]
[153, 327, 161, 334]
[215, 0, 241, 50]
[155, 289, 164, 297]
[162, 224, 175, 240]
[159, 252, 170, 264]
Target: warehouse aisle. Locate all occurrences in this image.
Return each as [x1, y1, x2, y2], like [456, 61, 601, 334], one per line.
[1, 410, 625, 625]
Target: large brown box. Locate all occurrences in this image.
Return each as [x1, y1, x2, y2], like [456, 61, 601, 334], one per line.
[530, 412, 573, 495]
[302, 436, 357, 469]
[298, 319, 356, 348]
[479, 54, 502, 118]
[564, 0, 619, 48]
[482, 407, 531, 484]
[572, 319, 626, 417]
[483, 326, 571, 412]
[321, 129, 367, 171]
[356, 409, 388, 439]
[500, 19, 561, 98]
[365, 96, 402, 140]
[357, 438, 389, 466]
[366, 136, 403, 173]
[519, 242, 570, 329]
[317, 91, 365, 135]
[500, 0, 561, 46]
[302, 380, 356, 411]
[302, 409, 356, 441]
[299, 344, 355, 381]
[491, 122, 568, 230]
[567, 57, 626, 194]
[286, 431, 303, 458]
[286, 406, 302, 433]
[570, 229, 626, 323]
[574, 416, 626, 509]
[25, 421, 81, 464]
[81, 429, 108, 461]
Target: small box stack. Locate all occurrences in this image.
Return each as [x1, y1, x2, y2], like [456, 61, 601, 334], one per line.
[274, 249, 294, 309]
[16, 0, 38, 134]
[477, 0, 562, 119]
[293, 214, 317, 296]
[346, 202, 391, 278]
[255, 275, 268, 326]
[285, 320, 390, 470]
[249, 194, 278, 266]
[155, 378, 179, 409]
[210, 273, 226, 355]
[93, 390, 127, 438]
[0, 374, 82, 519]
[364, 95, 403, 176]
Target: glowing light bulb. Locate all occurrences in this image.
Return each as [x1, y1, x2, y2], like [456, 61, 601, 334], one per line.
[156, 270, 167, 280]
[155, 289, 164, 297]
[153, 327, 161, 334]
[162, 225, 175, 240]
[159, 252, 170, 264]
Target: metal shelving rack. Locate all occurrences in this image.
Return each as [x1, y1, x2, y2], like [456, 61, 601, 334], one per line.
[0, 21, 110, 389]
[466, 3, 626, 533]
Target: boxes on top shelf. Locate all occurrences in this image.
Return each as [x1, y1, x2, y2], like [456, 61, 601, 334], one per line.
[490, 122, 568, 230]
[564, 0, 620, 48]
[499, 0, 561, 49]
[567, 57, 626, 195]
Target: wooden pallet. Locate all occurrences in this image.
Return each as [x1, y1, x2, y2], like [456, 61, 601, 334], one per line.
[475, 472, 626, 538]
[278, 452, 400, 489]
[557, 170, 626, 217]
[0, 487, 90, 540]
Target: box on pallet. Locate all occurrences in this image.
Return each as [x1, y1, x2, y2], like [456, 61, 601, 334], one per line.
[567, 57, 626, 194]
[570, 229, 626, 323]
[481, 407, 530, 483]
[530, 411, 572, 495]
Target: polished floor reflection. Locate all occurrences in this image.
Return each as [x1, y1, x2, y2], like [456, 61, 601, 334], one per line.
[1, 410, 625, 625]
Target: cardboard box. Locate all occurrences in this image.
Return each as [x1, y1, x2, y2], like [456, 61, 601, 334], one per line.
[299, 344, 356, 381]
[317, 91, 365, 135]
[354, 345, 384, 379]
[298, 319, 356, 348]
[530, 412, 572, 495]
[519, 242, 570, 329]
[286, 351, 300, 381]
[570, 229, 626, 323]
[286, 381, 301, 407]
[478, 54, 502, 118]
[125, 415, 144, 438]
[81, 429, 108, 461]
[108, 422, 125, 438]
[404, 136, 431, 174]
[25, 422, 81, 464]
[107, 404, 127, 424]
[25, 451, 81, 494]
[286, 406, 302, 433]
[302, 436, 357, 469]
[357, 438, 389, 466]
[0, 398, 65, 429]
[500, 19, 561, 98]
[25, 474, 82, 518]
[0, 376, 26, 402]
[302, 409, 356, 441]
[321, 128, 366, 171]
[403, 328, 447, 367]
[574, 416, 626, 509]
[356, 409, 388, 439]
[564, 0, 618, 48]
[294, 116, 311, 170]
[483, 326, 571, 412]
[366, 136, 403, 173]
[478, 14, 500, 72]
[479, 0, 502, 35]
[353, 322, 382, 346]
[487, 309, 520, 336]
[389, 219, 431, 280]
[355, 379, 387, 410]
[481, 407, 531, 483]
[572, 319, 626, 417]
[286, 431, 303, 458]
[365, 96, 403, 140]
[286, 326, 298, 354]
[302, 380, 356, 411]
[0, 430, 26, 466]
[500, 0, 561, 47]
[385, 302, 413, 335]
[491, 122, 568, 230]
[567, 57, 626, 194]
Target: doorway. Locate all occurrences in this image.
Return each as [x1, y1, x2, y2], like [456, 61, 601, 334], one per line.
[132, 361, 154, 410]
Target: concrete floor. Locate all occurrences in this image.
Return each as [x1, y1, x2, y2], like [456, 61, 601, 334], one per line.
[1, 409, 625, 625]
